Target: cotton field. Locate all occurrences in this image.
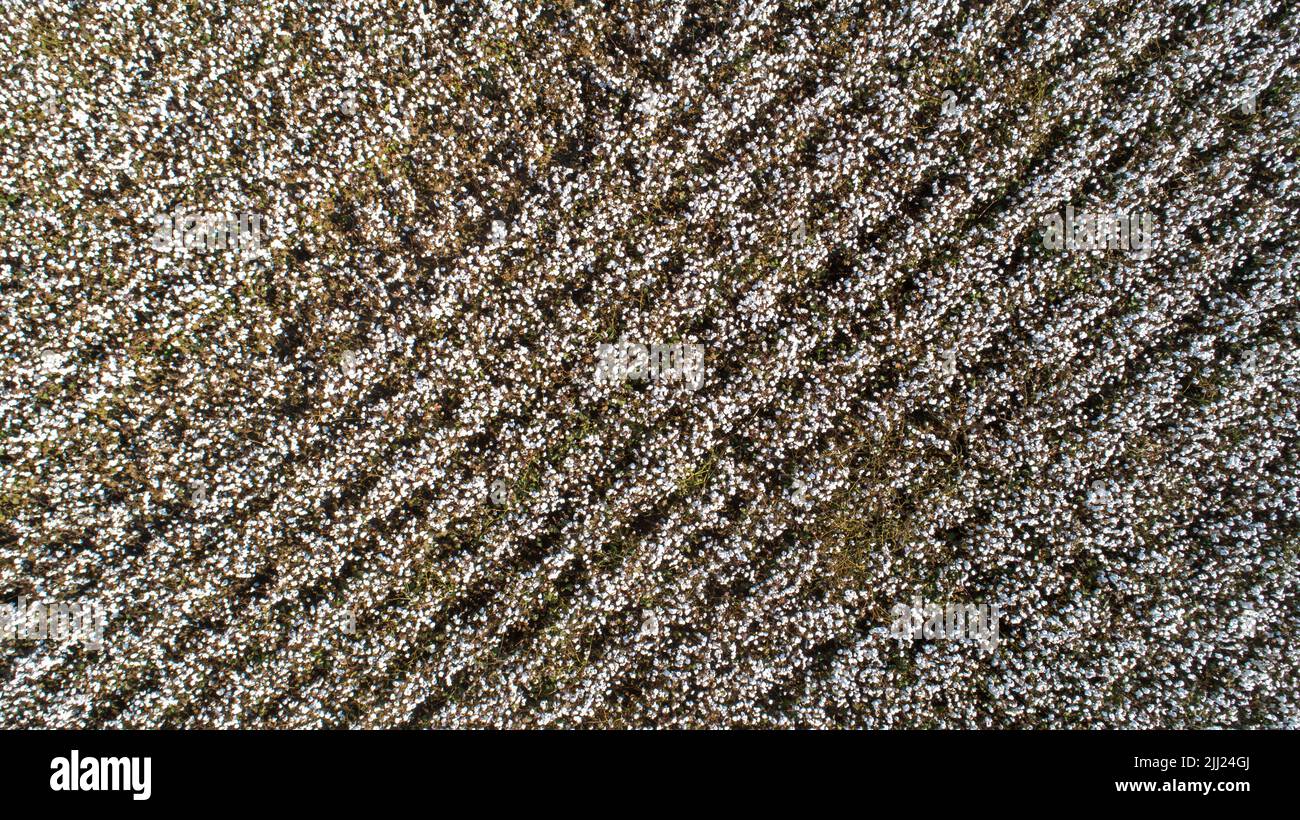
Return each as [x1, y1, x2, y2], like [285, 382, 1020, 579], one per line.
[0, 0, 1296, 729]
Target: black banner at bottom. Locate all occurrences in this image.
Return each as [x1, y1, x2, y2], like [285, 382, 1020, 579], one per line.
[0, 730, 1282, 809]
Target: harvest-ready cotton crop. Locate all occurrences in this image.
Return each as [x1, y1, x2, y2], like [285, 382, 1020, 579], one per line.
[0, 0, 1296, 729]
